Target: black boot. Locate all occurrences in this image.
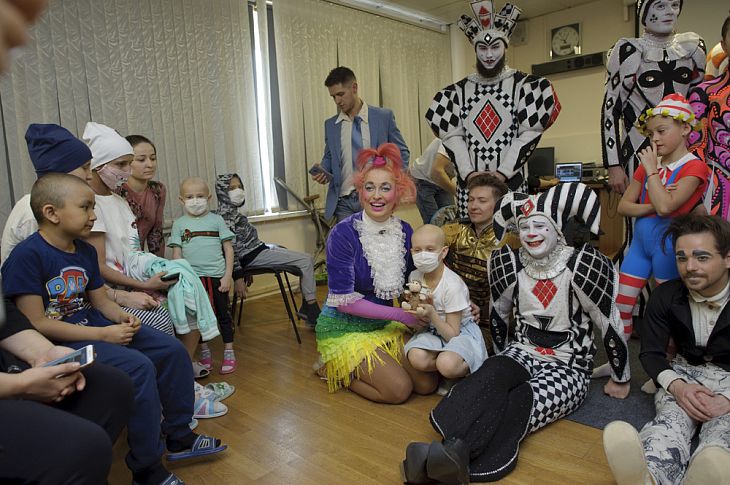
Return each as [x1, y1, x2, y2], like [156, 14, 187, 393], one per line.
[298, 301, 321, 327]
[426, 438, 469, 485]
[400, 442, 434, 484]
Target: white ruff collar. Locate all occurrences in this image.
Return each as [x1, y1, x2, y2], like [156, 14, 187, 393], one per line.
[468, 67, 516, 86]
[639, 32, 702, 63]
[354, 213, 406, 300]
[519, 244, 574, 280]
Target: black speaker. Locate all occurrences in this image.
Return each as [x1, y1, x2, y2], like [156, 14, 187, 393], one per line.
[531, 52, 608, 76]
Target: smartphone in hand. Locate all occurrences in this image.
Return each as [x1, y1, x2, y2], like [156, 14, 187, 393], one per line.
[309, 164, 333, 180]
[43, 345, 95, 376]
[160, 272, 180, 282]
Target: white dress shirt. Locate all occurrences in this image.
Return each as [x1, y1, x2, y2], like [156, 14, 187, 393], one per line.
[336, 101, 371, 196]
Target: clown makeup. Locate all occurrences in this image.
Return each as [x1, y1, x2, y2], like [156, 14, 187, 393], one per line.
[644, 0, 681, 36]
[476, 41, 505, 71]
[519, 215, 559, 260]
[361, 168, 397, 223]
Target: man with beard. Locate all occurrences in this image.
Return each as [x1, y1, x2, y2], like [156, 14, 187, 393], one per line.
[400, 182, 630, 484]
[604, 215, 730, 485]
[426, 1, 561, 217]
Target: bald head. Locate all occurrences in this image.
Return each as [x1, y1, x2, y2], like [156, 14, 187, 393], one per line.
[179, 176, 210, 197]
[30, 172, 94, 224]
[412, 224, 446, 249]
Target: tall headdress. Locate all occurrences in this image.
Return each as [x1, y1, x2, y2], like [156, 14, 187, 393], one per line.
[458, 1, 522, 47]
[492, 182, 601, 242]
[636, 0, 683, 27]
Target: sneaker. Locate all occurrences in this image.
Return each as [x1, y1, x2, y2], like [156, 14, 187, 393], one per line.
[298, 301, 321, 327]
[603, 421, 651, 485]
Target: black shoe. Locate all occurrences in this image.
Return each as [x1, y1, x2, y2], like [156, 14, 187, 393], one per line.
[426, 438, 469, 485]
[298, 301, 321, 327]
[401, 442, 433, 484]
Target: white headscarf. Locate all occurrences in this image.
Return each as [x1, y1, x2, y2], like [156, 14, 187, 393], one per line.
[82, 122, 133, 169]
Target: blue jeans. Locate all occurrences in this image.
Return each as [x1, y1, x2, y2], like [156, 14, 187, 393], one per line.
[334, 191, 362, 222]
[416, 179, 454, 224]
[68, 325, 194, 473]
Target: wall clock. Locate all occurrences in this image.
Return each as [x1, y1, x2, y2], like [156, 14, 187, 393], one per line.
[550, 23, 581, 59]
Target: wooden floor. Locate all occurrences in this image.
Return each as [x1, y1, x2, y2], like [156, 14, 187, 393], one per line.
[110, 286, 616, 485]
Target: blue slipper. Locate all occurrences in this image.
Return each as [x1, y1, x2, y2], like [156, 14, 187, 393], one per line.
[132, 473, 185, 485]
[166, 435, 227, 462]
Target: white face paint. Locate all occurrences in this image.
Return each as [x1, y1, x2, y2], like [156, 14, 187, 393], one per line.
[518, 215, 559, 260]
[476, 41, 505, 70]
[644, 0, 681, 35]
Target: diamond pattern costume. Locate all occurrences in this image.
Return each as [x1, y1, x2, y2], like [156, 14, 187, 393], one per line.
[601, 28, 705, 263]
[428, 183, 629, 482]
[426, 2, 561, 217]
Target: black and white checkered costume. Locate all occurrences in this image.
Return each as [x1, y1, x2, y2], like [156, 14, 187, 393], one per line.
[429, 183, 629, 482]
[601, 32, 705, 271]
[426, 70, 561, 217]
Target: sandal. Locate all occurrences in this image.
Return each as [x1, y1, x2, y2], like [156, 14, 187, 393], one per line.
[166, 434, 228, 462]
[204, 382, 235, 401]
[192, 362, 210, 379]
[133, 473, 186, 485]
[193, 395, 228, 419]
[220, 350, 236, 375]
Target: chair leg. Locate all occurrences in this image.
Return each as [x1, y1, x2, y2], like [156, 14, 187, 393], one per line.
[275, 272, 301, 344]
[284, 273, 299, 318]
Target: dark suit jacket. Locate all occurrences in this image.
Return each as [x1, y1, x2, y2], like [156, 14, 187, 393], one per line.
[640, 279, 730, 383]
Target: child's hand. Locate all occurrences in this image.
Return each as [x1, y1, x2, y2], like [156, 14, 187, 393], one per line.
[638, 141, 659, 174]
[145, 272, 175, 291]
[219, 277, 232, 293]
[119, 290, 159, 310]
[119, 312, 142, 332]
[234, 278, 248, 300]
[102, 324, 137, 345]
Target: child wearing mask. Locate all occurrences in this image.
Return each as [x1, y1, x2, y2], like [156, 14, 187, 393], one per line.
[404, 224, 487, 384]
[169, 177, 237, 374]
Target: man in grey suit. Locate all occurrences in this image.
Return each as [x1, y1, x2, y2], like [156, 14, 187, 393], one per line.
[311, 66, 410, 221]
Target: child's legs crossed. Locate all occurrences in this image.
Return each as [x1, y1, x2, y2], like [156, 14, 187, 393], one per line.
[617, 238, 653, 336]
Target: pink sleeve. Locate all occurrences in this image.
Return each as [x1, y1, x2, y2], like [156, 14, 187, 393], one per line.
[339, 298, 420, 327]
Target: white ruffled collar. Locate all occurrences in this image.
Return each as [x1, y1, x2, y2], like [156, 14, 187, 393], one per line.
[519, 244, 574, 280]
[639, 31, 702, 63]
[354, 212, 406, 300]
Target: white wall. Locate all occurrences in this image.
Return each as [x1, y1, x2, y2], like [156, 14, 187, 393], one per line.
[448, 0, 728, 166]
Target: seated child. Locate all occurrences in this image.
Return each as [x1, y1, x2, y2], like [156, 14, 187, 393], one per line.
[1, 173, 226, 485]
[169, 177, 237, 374]
[215, 173, 321, 325]
[404, 224, 487, 383]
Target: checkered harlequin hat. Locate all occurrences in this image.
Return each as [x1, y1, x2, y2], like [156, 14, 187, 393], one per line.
[637, 0, 683, 27]
[637, 93, 698, 135]
[493, 183, 601, 242]
[458, 1, 522, 48]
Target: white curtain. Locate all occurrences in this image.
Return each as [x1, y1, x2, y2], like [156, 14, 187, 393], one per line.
[0, 0, 260, 227]
[273, 0, 452, 208]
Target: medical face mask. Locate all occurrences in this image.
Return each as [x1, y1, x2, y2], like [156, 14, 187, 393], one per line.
[228, 188, 246, 206]
[96, 164, 129, 189]
[413, 251, 442, 273]
[184, 197, 208, 216]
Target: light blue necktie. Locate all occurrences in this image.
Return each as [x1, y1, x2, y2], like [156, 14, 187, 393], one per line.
[351, 115, 363, 168]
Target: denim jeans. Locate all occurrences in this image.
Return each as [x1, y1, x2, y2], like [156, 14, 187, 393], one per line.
[416, 179, 454, 224]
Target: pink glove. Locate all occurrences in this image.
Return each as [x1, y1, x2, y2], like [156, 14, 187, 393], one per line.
[339, 298, 421, 327]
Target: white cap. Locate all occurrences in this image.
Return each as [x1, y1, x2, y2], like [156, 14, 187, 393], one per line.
[83, 122, 134, 170]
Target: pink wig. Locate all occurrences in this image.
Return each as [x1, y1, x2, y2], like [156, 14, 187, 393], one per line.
[353, 142, 416, 209]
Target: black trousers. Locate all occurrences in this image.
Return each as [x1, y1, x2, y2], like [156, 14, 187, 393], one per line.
[201, 276, 234, 343]
[0, 363, 134, 485]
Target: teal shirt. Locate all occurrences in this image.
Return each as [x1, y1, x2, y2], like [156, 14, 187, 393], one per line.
[168, 212, 234, 278]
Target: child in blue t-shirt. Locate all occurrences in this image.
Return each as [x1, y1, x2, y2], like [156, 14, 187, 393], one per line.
[169, 177, 237, 374]
[1, 173, 226, 485]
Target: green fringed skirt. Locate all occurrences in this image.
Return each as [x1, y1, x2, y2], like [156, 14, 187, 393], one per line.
[315, 305, 407, 393]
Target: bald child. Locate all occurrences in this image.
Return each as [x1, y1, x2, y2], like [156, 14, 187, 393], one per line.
[405, 224, 488, 382]
[169, 177, 237, 369]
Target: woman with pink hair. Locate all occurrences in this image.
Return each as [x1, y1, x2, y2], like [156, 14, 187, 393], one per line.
[315, 143, 438, 403]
